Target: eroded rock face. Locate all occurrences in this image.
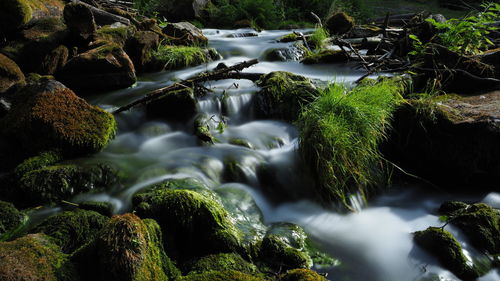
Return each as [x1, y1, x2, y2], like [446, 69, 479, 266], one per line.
[0, 54, 25, 94]
[58, 43, 136, 92]
[162, 22, 208, 46]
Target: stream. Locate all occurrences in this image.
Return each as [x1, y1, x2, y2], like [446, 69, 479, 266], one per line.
[54, 28, 500, 281]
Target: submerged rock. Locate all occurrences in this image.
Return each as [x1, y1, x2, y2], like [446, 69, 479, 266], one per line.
[162, 21, 208, 46]
[58, 43, 136, 92]
[255, 71, 319, 121]
[0, 200, 26, 240]
[0, 233, 79, 281]
[0, 53, 25, 94]
[325, 12, 354, 35]
[0, 78, 116, 156]
[414, 227, 479, 280]
[264, 42, 307, 62]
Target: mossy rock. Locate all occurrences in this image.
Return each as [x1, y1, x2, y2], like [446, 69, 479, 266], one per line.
[146, 87, 198, 122]
[180, 270, 263, 281]
[325, 12, 354, 35]
[14, 150, 63, 178]
[162, 21, 208, 46]
[259, 234, 311, 271]
[186, 253, 259, 275]
[31, 209, 109, 254]
[255, 71, 319, 121]
[0, 78, 116, 156]
[278, 33, 300, 43]
[63, 2, 96, 43]
[0, 53, 26, 94]
[124, 31, 159, 72]
[0, 233, 79, 281]
[414, 227, 479, 280]
[96, 25, 136, 47]
[94, 213, 180, 281]
[78, 201, 114, 217]
[301, 50, 350, 64]
[39, 45, 69, 75]
[134, 189, 243, 263]
[133, 178, 219, 203]
[18, 163, 118, 206]
[0, 0, 32, 32]
[279, 268, 326, 281]
[439, 202, 500, 255]
[148, 45, 219, 71]
[0, 200, 26, 241]
[194, 113, 215, 144]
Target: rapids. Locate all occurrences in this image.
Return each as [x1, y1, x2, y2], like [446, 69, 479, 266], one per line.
[49, 28, 500, 281]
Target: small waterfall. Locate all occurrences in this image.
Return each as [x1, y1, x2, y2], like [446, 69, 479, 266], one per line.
[223, 93, 254, 123]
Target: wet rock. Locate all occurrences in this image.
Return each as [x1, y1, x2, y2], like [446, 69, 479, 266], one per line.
[255, 71, 319, 121]
[18, 163, 118, 206]
[186, 253, 259, 275]
[265, 42, 307, 62]
[439, 202, 499, 255]
[58, 43, 136, 92]
[146, 87, 198, 121]
[278, 33, 300, 43]
[32, 209, 109, 254]
[64, 2, 96, 42]
[125, 31, 159, 72]
[301, 49, 350, 64]
[0, 200, 26, 240]
[154, 0, 208, 22]
[13, 150, 63, 178]
[194, 113, 215, 144]
[133, 189, 243, 263]
[414, 227, 479, 280]
[279, 268, 326, 281]
[0, 53, 25, 94]
[162, 22, 208, 46]
[38, 45, 69, 75]
[325, 12, 354, 35]
[0, 0, 32, 33]
[226, 32, 258, 38]
[181, 270, 261, 281]
[0, 78, 117, 156]
[0, 233, 79, 281]
[78, 201, 114, 217]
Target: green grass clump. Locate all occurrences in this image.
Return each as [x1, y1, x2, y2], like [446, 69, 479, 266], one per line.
[298, 79, 404, 207]
[150, 45, 217, 70]
[308, 27, 329, 50]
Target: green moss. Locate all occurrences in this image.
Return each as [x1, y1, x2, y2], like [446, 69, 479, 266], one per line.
[134, 189, 243, 262]
[32, 209, 109, 254]
[255, 71, 319, 121]
[414, 227, 479, 280]
[0, 233, 78, 281]
[301, 49, 349, 64]
[78, 201, 114, 217]
[181, 270, 263, 281]
[228, 138, 253, 149]
[187, 253, 258, 275]
[0, 200, 26, 241]
[14, 150, 62, 178]
[278, 33, 300, 43]
[0, 0, 32, 30]
[96, 26, 134, 46]
[280, 268, 326, 281]
[308, 27, 329, 50]
[298, 79, 404, 207]
[149, 45, 219, 70]
[259, 234, 311, 270]
[133, 178, 218, 203]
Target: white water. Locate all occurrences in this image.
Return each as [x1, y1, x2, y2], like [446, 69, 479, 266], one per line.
[67, 29, 500, 281]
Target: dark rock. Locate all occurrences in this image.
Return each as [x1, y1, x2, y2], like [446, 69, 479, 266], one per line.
[146, 87, 198, 121]
[154, 0, 208, 22]
[78, 201, 114, 217]
[225, 32, 258, 38]
[0, 99, 11, 118]
[280, 269, 326, 281]
[38, 45, 69, 75]
[95, 24, 135, 47]
[0, 0, 32, 33]
[264, 42, 307, 62]
[348, 25, 382, 38]
[64, 2, 97, 42]
[162, 21, 208, 46]
[58, 43, 136, 92]
[301, 49, 350, 64]
[0, 200, 26, 240]
[0, 53, 25, 94]
[125, 31, 159, 72]
[325, 12, 354, 35]
[186, 253, 259, 275]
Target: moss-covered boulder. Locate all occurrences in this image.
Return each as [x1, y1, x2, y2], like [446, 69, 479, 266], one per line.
[39, 45, 69, 75]
[63, 2, 97, 43]
[279, 268, 326, 281]
[124, 31, 159, 72]
[0, 200, 26, 241]
[255, 71, 319, 122]
[78, 201, 114, 217]
[162, 22, 208, 46]
[301, 50, 350, 64]
[13, 150, 63, 178]
[0, 0, 32, 33]
[58, 43, 136, 92]
[0, 78, 116, 156]
[0, 233, 79, 281]
[325, 12, 354, 35]
[148, 45, 219, 71]
[186, 253, 259, 275]
[414, 227, 479, 280]
[439, 202, 500, 255]
[181, 270, 263, 281]
[0, 53, 26, 94]
[134, 189, 243, 262]
[96, 25, 136, 47]
[32, 209, 109, 254]
[146, 87, 198, 121]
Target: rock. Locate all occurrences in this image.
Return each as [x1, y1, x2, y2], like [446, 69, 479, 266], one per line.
[148, 45, 219, 71]
[325, 12, 354, 35]
[0, 99, 11, 118]
[348, 25, 382, 38]
[146, 87, 198, 121]
[133, 189, 243, 263]
[38, 45, 69, 75]
[162, 21, 208, 46]
[439, 202, 499, 254]
[0, 233, 79, 281]
[301, 49, 350, 64]
[278, 33, 300, 43]
[78, 201, 114, 217]
[258, 233, 311, 270]
[27, 0, 65, 20]
[265, 42, 307, 62]
[64, 2, 96, 42]
[154, 0, 208, 22]
[0, 0, 32, 33]
[18, 163, 118, 206]
[194, 113, 215, 143]
[181, 270, 261, 281]
[0, 53, 25, 94]
[96, 24, 135, 47]
[124, 31, 160, 72]
[0, 78, 117, 156]
[414, 227, 479, 280]
[279, 269, 326, 281]
[255, 71, 319, 121]
[186, 253, 259, 275]
[0, 200, 26, 240]
[225, 32, 258, 38]
[13, 150, 63, 178]
[32, 209, 109, 254]
[58, 43, 136, 92]
[233, 19, 253, 29]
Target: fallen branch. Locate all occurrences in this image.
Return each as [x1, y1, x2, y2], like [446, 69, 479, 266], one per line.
[113, 59, 260, 114]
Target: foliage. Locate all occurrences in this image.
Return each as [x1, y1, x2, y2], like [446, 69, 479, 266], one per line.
[308, 27, 329, 50]
[298, 79, 404, 207]
[150, 45, 217, 70]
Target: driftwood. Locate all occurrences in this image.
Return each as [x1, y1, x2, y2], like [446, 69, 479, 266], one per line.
[74, 0, 131, 26]
[113, 59, 260, 114]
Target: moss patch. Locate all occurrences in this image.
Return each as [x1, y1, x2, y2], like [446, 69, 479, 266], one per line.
[96, 25, 135, 47]
[187, 253, 259, 275]
[14, 150, 62, 178]
[279, 268, 326, 281]
[258, 233, 312, 271]
[149, 45, 219, 70]
[0, 201, 26, 241]
[181, 270, 262, 281]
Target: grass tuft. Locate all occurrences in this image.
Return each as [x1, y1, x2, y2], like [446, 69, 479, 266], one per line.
[150, 45, 217, 70]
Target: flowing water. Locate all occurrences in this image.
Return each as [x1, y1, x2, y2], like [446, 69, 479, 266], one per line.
[59, 29, 499, 281]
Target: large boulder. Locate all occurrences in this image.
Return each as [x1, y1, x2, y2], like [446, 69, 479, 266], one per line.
[0, 233, 79, 281]
[325, 12, 354, 35]
[63, 2, 97, 43]
[58, 43, 136, 92]
[0, 53, 25, 94]
[146, 87, 198, 121]
[0, 78, 117, 156]
[125, 31, 160, 72]
[0, 0, 32, 33]
[162, 21, 208, 46]
[301, 49, 350, 64]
